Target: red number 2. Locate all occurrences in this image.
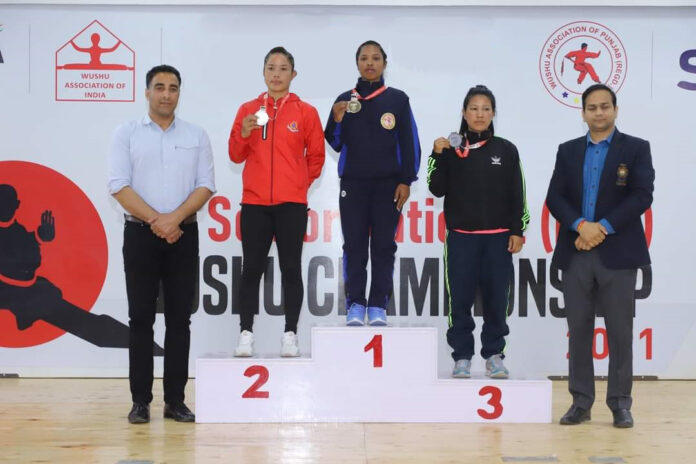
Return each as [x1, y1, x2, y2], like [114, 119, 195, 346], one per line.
[364, 335, 383, 368]
[242, 365, 270, 399]
[477, 386, 503, 420]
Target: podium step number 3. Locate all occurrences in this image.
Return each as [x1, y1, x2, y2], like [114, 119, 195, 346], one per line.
[196, 327, 552, 423]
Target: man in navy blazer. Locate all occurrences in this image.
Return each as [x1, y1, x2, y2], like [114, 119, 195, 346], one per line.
[546, 84, 654, 428]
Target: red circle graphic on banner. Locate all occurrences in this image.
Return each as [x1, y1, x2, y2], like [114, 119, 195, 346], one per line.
[0, 161, 108, 347]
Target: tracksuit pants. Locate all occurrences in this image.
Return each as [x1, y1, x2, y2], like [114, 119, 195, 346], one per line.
[445, 230, 512, 361]
[339, 177, 401, 310]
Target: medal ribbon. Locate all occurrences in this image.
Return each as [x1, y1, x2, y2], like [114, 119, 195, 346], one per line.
[351, 85, 388, 101]
[262, 92, 291, 120]
[455, 137, 489, 158]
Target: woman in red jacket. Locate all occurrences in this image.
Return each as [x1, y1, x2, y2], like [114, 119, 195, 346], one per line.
[228, 46, 325, 357]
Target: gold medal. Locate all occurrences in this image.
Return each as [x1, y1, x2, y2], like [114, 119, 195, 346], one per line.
[346, 94, 361, 114]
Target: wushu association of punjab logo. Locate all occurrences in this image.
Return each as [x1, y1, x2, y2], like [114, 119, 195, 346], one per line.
[539, 21, 627, 109]
[55, 20, 135, 102]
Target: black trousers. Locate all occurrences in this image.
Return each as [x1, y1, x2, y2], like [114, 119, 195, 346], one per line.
[339, 177, 401, 310]
[239, 203, 308, 333]
[563, 249, 637, 411]
[123, 221, 198, 405]
[444, 231, 512, 361]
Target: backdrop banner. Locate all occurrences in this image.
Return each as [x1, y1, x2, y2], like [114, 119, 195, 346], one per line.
[1, 4, 695, 378]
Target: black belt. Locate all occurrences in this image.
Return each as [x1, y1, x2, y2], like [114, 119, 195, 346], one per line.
[124, 214, 197, 225]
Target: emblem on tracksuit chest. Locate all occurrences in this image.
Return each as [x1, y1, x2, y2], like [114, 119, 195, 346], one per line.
[491, 156, 502, 165]
[380, 113, 396, 130]
[287, 121, 299, 133]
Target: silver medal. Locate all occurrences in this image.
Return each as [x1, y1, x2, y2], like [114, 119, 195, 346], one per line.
[448, 132, 463, 147]
[255, 107, 269, 126]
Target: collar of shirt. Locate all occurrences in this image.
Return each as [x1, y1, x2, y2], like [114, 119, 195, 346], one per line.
[355, 76, 386, 98]
[141, 114, 178, 131]
[585, 127, 616, 147]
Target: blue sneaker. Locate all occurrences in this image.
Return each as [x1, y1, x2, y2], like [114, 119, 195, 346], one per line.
[346, 303, 366, 326]
[452, 359, 471, 378]
[367, 307, 387, 326]
[485, 354, 509, 379]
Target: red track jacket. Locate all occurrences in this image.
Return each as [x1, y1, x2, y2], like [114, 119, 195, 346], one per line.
[229, 92, 325, 205]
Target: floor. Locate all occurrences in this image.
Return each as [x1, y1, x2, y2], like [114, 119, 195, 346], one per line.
[0, 379, 694, 463]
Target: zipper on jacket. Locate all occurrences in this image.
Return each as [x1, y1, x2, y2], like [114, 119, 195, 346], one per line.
[270, 100, 277, 204]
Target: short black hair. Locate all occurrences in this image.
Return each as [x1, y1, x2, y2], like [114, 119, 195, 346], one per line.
[355, 40, 387, 64]
[582, 83, 617, 110]
[459, 85, 496, 135]
[146, 64, 181, 88]
[264, 46, 295, 71]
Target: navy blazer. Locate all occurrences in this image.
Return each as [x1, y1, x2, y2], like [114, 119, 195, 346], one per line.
[546, 129, 655, 271]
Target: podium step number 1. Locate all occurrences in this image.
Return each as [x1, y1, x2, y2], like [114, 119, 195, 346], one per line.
[196, 327, 552, 423]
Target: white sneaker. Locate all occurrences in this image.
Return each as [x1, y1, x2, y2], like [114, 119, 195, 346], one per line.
[234, 330, 254, 357]
[280, 331, 300, 357]
[485, 354, 509, 379]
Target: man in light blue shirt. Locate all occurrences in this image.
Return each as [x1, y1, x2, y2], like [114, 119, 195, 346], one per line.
[108, 64, 215, 424]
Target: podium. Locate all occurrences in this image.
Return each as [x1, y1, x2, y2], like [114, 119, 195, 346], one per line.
[195, 326, 552, 423]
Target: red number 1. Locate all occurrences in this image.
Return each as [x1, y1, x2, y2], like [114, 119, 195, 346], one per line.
[640, 328, 653, 360]
[364, 335, 383, 368]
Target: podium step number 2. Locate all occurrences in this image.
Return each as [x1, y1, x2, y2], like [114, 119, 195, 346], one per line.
[196, 327, 552, 423]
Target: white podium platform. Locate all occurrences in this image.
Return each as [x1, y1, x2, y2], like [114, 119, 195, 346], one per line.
[195, 326, 552, 423]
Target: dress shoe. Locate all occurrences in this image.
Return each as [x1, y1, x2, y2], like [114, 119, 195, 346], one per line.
[128, 402, 150, 424]
[612, 408, 634, 428]
[164, 402, 195, 422]
[559, 405, 591, 425]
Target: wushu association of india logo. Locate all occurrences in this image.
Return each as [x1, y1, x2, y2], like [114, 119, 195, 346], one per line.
[539, 21, 627, 109]
[55, 20, 135, 102]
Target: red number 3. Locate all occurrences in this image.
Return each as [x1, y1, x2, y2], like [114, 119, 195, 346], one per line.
[242, 365, 270, 399]
[477, 386, 503, 419]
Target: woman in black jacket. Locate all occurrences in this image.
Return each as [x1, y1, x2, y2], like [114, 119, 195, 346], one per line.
[427, 85, 529, 379]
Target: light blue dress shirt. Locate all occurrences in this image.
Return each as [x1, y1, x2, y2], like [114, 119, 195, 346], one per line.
[571, 130, 615, 234]
[108, 115, 216, 214]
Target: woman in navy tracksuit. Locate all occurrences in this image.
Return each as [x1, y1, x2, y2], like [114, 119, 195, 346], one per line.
[324, 40, 421, 326]
[428, 85, 529, 379]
